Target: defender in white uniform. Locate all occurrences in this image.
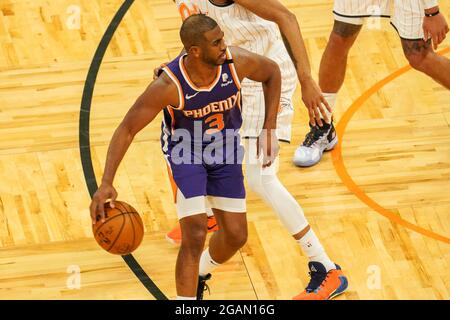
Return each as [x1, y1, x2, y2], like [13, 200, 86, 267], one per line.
[165, 0, 347, 301]
[294, 0, 450, 166]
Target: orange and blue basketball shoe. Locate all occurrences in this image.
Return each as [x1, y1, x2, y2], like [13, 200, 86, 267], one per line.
[165, 216, 219, 245]
[293, 262, 348, 300]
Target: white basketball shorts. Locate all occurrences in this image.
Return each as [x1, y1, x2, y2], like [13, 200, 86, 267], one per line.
[333, 0, 427, 40]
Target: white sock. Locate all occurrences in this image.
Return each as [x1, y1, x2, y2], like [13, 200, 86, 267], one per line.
[321, 92, 337, 124]
[176, 296, 196, 300]
[297, 228, 335, 272]
[199, 248, 221, 276]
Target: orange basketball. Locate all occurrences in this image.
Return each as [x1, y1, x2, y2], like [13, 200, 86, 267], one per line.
[92, 201, 144, 255]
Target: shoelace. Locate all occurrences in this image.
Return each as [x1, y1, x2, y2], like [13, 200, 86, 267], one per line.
[197, 281, 210, 300]
[319, 273, 331, 289]
[305, 271, 328, 293]
[203, 283, 210, 295]
[197, 274, 211, 300]
[302, 126, 329, 147]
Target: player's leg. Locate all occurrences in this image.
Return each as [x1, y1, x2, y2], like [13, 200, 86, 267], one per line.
[166, 158, 211, 300]
[166, 209, 217, 245]
[196, 160, 247, 299]
[392, 0, 450, 90]
[197, 208, 247, 299]
[293, 19, 361, 167]
[320, 0, 391, 93]
[176, 210, 209, 299]
[165, 163, 217, 247]
[402, 39, 450, 89]
[205, 208, 248, 265]
[319, 20, 362, 94]
[245, 138, 348, 300]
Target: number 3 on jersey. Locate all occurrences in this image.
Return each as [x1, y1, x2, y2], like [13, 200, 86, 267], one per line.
[205, 114, 224, 135]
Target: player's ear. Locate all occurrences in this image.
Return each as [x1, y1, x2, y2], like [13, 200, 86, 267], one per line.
[189, 46, 201, 58]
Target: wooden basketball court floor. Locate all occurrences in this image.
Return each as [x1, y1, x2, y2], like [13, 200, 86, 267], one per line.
[0, 0, 449, 300]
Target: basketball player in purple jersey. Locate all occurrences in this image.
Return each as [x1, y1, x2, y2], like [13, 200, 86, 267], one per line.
[90, 14, 284, 300]
[162, 0, 348, 301]
[294, 0, 450, 166]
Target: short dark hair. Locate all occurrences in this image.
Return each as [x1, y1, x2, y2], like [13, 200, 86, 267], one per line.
[180, 14, 219, 50]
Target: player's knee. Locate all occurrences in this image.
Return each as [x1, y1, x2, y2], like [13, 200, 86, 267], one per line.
[405, 51, 432, 73]
[223, 225, 248, 249]
[180, 223, 207, 254]
[246, 170, 264, 195]
[246, 166, 279, 195]
[402, 40, 434, 73]
[329, 21, 362, 51]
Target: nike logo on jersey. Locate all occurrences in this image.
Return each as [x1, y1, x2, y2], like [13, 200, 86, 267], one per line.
[186, 92, 200, 100]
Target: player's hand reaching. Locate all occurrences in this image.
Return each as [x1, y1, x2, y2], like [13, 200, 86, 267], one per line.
[89, 183, 118, 225]
[300, 77, 332, 127]
[423, 8, 449, 50]
[257, 129, 280, 168]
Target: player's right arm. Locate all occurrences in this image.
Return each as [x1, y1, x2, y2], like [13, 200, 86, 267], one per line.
[89, 73, 179, 224]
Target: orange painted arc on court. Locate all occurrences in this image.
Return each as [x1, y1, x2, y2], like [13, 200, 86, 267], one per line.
[331, 47, 450, 244]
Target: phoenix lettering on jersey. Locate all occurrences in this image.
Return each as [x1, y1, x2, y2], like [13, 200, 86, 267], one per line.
[183, 91, 241, 119]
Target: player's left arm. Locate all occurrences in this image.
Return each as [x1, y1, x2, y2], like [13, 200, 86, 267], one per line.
[422, 1, 449, 50]
[234, 0, 332, 126]
[231, 46, 281, 167]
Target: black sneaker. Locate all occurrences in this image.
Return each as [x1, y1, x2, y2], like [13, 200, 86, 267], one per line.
[196, 273, 212, 300]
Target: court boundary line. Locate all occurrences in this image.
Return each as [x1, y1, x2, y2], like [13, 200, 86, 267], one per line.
[78, 0, 168, 300]
[331, 47, 450, 245]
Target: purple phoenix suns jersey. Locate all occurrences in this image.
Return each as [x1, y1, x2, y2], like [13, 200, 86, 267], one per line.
[161, 48, 243, 161]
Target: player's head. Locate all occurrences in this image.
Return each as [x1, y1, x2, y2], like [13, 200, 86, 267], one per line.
[180, 14, 227, 65]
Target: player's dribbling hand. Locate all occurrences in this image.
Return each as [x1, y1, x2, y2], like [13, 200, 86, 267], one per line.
[300, 77, 332, 127]
[423, 9, 449, 50]
[257, 129, 280, 168]
[89, 183, 118, 225]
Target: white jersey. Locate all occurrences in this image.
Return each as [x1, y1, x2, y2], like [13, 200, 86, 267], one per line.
[175, 0, 297, 140]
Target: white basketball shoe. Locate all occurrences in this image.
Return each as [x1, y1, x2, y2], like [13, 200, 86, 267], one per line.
[293, 122, 338, 167]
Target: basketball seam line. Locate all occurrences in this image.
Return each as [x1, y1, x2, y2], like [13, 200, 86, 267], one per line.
[94, 213, 134, 237]
[107, 214, 126, 252]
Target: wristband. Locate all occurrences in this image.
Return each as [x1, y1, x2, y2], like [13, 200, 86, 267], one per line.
[425, 10, 440, 17]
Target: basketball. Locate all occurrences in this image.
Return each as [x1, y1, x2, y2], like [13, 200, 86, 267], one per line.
[92, 201, 144, 255]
